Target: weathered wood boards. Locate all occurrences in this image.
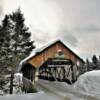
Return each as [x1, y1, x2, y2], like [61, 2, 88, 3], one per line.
[28, 40, 84, 68]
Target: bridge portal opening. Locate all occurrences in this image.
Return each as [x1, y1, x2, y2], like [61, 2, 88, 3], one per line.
[39, 57, 76, 84]
[21, 63, 36, 81]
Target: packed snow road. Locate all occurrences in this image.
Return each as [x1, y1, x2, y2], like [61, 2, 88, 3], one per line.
[36, 80, 70, 100]
[36, 79, 100, 100]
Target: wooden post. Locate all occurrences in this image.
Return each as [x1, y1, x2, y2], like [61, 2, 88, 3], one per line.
[10, 72, 14, 94]
[63, 67, 65, 80]
[54, 67, 57, 78]
[71, 64, 75, 82]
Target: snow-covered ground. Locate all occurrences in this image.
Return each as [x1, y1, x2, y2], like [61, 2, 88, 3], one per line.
[1, 70, 100, 100]
[74, 70, 100, 96]
[0, 92, 61, 100]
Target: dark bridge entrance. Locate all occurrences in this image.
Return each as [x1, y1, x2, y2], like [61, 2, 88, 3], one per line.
[39, 57, 77, 84]
[21, 63, 35, 81]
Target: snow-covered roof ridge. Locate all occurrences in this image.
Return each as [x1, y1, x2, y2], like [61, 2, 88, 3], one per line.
[20, 39, 61, 62]
[34, 39, 61, 53]
[18, 39, 61, 71]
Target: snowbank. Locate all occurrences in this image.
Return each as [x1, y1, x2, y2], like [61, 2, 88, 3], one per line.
[74, 70, 100, 95]
[4, 73, 23, 94]
[13, 73, 23, 94]
[37, 79, 100, 100]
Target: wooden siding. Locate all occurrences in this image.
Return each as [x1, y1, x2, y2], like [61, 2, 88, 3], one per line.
[28, 42, 83, 68]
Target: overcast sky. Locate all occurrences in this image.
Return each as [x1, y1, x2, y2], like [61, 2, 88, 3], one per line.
[1, 0, 100, 60]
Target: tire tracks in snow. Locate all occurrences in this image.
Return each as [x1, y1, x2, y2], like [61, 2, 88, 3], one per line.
[36, 82, 70, 100]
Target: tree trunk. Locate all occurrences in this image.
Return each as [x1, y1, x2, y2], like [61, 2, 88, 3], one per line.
[10, 72, 14, 94]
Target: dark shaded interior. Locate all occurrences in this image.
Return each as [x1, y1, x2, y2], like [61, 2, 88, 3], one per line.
[21, 63, 35, 81]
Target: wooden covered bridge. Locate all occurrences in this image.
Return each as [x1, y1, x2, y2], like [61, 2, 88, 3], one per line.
[19, 40, 84, 84]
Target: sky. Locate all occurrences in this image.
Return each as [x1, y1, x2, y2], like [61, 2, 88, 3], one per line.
[1, 0, 100, 60]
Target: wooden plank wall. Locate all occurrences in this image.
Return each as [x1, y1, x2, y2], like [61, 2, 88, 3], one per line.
[28, 42, 81, 68]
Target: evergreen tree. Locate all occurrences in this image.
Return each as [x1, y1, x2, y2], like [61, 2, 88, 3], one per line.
[0, 9, 35, 91]
[86, 58, 90, 71]
[99, 56, 100, 61]
[9, 8, 35, 72]
[92, 55, 98, 64]
[0, 8, 35, 74]
[0, 15, 13, 75]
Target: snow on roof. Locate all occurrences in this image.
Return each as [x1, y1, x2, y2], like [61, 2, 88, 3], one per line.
[34, 39, 60, 53]
[18, 39, 60, 71]
[21, 40, 60, 62]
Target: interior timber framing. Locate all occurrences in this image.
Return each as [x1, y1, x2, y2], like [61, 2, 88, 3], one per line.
[39, 57, 77, 84]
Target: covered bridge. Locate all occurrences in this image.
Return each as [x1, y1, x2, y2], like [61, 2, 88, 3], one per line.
[19, 40, 84, 84]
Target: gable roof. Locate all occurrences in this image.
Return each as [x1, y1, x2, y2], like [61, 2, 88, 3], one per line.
[20, 40, 84, 65]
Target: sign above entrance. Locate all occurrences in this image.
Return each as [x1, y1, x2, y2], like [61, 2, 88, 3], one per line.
[55, 49, 65, 58]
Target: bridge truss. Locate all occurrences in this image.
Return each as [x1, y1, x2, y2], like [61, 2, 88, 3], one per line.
[39, 58, 78, 84]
